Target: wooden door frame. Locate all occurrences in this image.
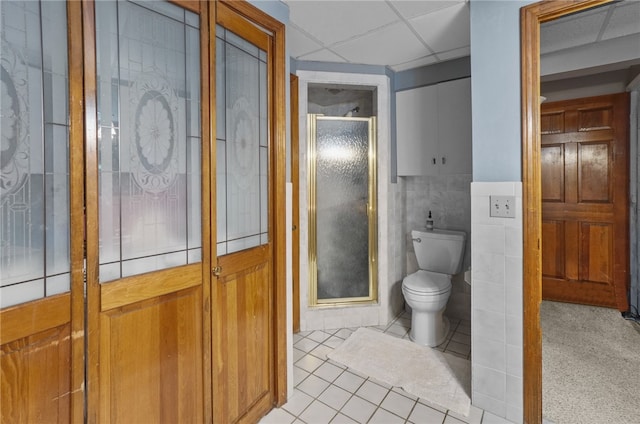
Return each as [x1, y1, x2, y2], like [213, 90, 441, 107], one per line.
[211, 0, 288, 407]
[290, 74, 300, 333]
[68, 1, 86, 421]
[520, 1, 614, 422]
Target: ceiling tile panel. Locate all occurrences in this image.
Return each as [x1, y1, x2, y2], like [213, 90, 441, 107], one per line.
[391, 1, 463, 20]
[286, 0, 399, 46]
[288, 24, 323, 58]
[600, 1, 640, 41]
[410, 2, 469, 53]
[331, 21, 428, 67]
[540, 8, 606, 54]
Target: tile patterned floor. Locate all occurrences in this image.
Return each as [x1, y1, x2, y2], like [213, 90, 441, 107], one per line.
[260, 311, 509, 424]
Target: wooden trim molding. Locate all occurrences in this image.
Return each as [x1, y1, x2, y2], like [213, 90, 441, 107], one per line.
[520, 1, 613, 423]
[81, 0, 101, 421]
[290, 74, 300, 333]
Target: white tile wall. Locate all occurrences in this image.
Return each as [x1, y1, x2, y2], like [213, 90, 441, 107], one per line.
[471, 181, 523, 424]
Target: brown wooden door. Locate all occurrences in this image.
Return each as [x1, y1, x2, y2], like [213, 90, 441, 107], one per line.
[212, 2, 284, 422]
[1, 2, 85, 422]
[541, 93, 629, 311]
[83, 1, 210, 422]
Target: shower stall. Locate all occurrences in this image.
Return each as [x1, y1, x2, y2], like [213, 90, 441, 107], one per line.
[307, 114, 378, 306]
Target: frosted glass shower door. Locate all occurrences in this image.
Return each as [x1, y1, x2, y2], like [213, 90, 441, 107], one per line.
[308, 116, 377, 305]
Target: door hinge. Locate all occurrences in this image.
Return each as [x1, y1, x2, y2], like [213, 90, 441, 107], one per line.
[212, 266, 222, 277]
[83, 258, 87, 295]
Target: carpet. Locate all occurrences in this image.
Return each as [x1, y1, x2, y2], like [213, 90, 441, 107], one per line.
[327, 327, 471, 417]
[542, 301, 640, 424]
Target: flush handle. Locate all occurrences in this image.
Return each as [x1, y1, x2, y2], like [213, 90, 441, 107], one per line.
[412, 237, 422, 243]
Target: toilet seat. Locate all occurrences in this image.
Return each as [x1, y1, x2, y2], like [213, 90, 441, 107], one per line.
[402, 270, 451, 295]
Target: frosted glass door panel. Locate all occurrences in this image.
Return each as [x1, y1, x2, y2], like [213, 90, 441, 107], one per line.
[216, 26, 268, 256]
[315, 119, 370, 300]
[95, 0, 201, 282]
[0, 1, 70, 308]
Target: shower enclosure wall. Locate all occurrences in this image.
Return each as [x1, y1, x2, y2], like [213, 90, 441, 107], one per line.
[296, 71, 404, 332]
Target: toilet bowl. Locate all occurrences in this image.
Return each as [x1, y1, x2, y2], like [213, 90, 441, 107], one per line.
[402, 228, 466, 347]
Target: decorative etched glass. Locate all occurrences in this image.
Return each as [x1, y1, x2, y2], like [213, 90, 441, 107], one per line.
[0, 1, 70, 308]
[216, 26, 268, 256]
[95, 0, 201, 282]
[315, 119, 370, 300]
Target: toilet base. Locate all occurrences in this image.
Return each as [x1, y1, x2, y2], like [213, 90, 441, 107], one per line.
[409, 314, 449, 348]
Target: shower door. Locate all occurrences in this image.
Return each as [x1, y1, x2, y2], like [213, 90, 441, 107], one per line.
[308, 115, 377, 305]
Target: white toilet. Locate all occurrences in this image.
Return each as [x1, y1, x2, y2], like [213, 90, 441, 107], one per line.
[402, 228, 466, 347]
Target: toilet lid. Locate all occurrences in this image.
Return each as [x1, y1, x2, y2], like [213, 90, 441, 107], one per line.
[403, 270, 451, 294]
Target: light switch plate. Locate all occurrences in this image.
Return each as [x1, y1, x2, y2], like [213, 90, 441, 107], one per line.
[490, 195, 515, 218]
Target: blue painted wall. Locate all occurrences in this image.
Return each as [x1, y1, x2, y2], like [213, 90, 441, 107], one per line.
[469, 0, 535, 182]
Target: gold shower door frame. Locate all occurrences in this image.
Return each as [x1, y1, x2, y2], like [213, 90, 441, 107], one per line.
[307, 115, 378, 307]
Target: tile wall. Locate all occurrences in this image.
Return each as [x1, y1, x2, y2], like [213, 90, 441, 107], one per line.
[470, 182, 523, 424]
[400, 174, 472, 321]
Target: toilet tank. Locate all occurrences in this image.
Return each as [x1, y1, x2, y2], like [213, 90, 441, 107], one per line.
[412, 228, 466, 275]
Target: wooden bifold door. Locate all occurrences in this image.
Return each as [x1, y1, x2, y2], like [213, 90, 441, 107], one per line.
[541, 93, 629, 311]
[1, 1, 286, 422]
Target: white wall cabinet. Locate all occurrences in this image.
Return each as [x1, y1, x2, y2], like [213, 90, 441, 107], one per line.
[396, 77, 471, 176]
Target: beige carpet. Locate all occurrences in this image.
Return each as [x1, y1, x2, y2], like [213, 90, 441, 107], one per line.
[327, 327, 471, 417]
[542, 301, 640, 424]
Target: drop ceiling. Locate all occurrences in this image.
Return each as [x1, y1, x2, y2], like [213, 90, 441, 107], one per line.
[284, 0, 470, 72]
[284, 0, 640, 77]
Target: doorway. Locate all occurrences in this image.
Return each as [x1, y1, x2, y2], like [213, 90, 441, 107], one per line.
[211, 2, 287, 421]
[520, 0, 624, 422]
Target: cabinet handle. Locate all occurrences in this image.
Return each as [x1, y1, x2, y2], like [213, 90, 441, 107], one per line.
[432, 157, 437, 165]
[441, 157, 446, 165]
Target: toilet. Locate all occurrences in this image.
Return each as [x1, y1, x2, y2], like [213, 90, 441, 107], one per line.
[402, 228, 466, 347]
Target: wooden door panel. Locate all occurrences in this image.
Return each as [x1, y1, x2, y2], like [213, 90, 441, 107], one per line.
[579, 222, 613, 284]
[214, 246, 272, 423]
[541, 145, 564, 202]
[577, 106, 613, 131]
[100, 264, 201, 310]
[577, 142, 611, 203]
[542, 220, 565, 279]
[541, 93, 629, 310]
[1, 296, 71, 424]
[213, 2, 288, 421]
[541, 111, 564, 134]
[541, 278, 617, 308]
[99, 288, 203, 424]
[84, 1, 210, 421]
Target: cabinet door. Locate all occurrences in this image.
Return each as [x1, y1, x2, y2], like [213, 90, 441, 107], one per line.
[396, 85, 439, 176]
[438, 78, 472, 175]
